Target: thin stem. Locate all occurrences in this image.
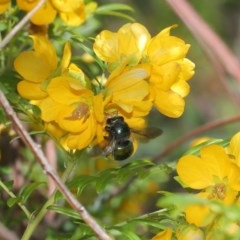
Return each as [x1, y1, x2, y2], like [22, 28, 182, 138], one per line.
[21, 160, 76, 240]
[0, 180, 31, 219]
[152, 114, 240, 163]
[0, 0, 46, 50]
[0, 90, 112, 240]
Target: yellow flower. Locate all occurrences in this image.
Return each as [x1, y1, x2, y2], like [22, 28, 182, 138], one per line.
[16, 0, 92, 26]
[14, 34, 59, 100]
[104, 67, 152, 127]
[145, 26, 195, 117]
[14, 34, 103, 151]
[0, 0, 10, 14]
[93, 23, 195, 118]
[177, 144, 240, 226]
[14, 34, 80, 101]
[151, 228, 172, 240]
[44, 75, 104, 150]
[93, 23, 150, 71]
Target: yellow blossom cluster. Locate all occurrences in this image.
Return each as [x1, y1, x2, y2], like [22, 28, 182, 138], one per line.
[176, 132, 240, 227]
[14, 23, 194, 154]
[151, 131, 240, 239]
[151, 133, 240, 239]
[1, 0, 97, 26]
[94, 23, 195, 118]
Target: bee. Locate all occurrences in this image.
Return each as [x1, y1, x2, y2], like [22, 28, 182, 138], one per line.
[104, 115, 162, 161]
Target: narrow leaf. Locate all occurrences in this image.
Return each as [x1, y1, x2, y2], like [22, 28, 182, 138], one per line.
[47, 205, 82, 220]
[20, 182, 46, 203]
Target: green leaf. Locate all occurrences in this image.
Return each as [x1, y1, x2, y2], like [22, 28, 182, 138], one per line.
[68, 175, 96, 195]
[96, 3, 134, 13]
[95, 3, 135, 21]
[19, 182, 46, 203]
[129, 218, 166, 230]
[158, 193, 208, 209]
[71, 37, 106, 72]
[95, 168, 117, 192]
[47, 205, 82, 220]
[0, 22, 7, 31]
[184, 138, 229, 156]
[117, 229, 142, 240]
[0, 107, 8, 124]
[96, 11, 135, 22]
[117, 159, 154, 182]
[7, 196, 21, 207]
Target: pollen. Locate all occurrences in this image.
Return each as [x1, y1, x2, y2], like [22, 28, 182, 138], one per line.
[209, 183, 226, 200]
[64, 103, 90, 122]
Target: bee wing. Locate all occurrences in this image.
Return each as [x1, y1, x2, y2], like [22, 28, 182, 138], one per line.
[132, 127, 162, 143]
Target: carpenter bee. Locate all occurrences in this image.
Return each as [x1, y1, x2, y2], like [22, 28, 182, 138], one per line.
[104, 115, 162, 161]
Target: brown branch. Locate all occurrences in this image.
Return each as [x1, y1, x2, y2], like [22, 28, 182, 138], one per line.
[152, 114, 240, 163]
[0, 0, 46, 50]
[165, 0, 240, 84]
[0, 91, 113, 240]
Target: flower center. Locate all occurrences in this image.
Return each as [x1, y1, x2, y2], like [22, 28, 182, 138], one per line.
[209, 183, 226, 200]
[65, 102, 90, 122]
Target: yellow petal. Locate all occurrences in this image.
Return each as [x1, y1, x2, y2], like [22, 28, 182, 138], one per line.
[61, 42, 71, 69]
[30, 1, 57, 25]
[59, 6, 85, 26]
[200, 145, 230, 180]
[0, 0, 11, 4]
[147, 32, 190, 66]
[117, 23, 150, 60]
[61, 115, 96, 149]
[177, 155, 212, 189]
[106, 68, 149, 93]
[157, 25, 178, 37]
[17, 0, 37, 11]
[185, 203, 211, 227]
[171, 80, 190, 98]
[36, 97, 63, 122]
[222, 185, 238, 204]
[46, 76, 90, 105]
[93, 94, 104, 123]
[31, 34, 58, 70]
[153, 90, 185, 118]
[150, 62, 181, 90]
[14, 51, 52, 82]
[0, 1, 9, 14]
[93, 30, 119, 62]
[66, 64, 88, 88]
[57, 105, 91, 133]
[44, 122, 66, 139]
[229, 131, 240, 166]
[93, 23, 150, 66]
[178, 58, 195, 81]
[151, 228, 172, 240]
[123, 117, 146, 130]
[17, 81, 47, 100]
[228, 162, 240, 191]
[112, 80, 149, 102]
[52, 0, 83, 12]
